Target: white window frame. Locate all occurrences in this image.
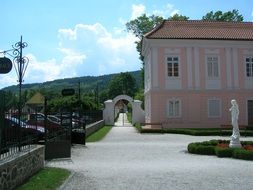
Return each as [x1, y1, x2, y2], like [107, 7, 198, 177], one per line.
[246, 56, 253, 77]
[208, 98, 221, 118]
[206, 55, 220, 79]
[167, 98, 181, 118]
[166, 56, 180, 78]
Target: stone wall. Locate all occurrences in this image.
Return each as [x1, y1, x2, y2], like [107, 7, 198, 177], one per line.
[0, 145, 45, 190]
[86, 120, 104, 137]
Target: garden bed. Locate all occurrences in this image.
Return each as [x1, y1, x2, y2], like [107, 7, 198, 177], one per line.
[188, 140, 253, 161]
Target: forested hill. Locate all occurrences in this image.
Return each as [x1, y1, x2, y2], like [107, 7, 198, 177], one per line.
[3, 70, 142, 94]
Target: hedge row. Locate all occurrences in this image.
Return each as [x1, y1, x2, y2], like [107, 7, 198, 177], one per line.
[137, 126, 253, 136]
[166, 129, 253, 136]
[188, 140, 253, 161]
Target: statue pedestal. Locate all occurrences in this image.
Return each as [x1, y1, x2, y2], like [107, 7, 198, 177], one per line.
[229, 138, 242, 148]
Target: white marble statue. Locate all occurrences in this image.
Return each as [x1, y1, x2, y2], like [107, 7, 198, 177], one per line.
[229, 99, 242, 148]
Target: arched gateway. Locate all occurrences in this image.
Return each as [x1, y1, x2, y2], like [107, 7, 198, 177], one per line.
[103, 95, 145, 125]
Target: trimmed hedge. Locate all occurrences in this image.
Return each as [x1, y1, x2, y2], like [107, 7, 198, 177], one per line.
[233, 149, 253, 161]
[188, 140, 253, 161]
[138, 126, 253, 136]
[215, 147, 236, 158]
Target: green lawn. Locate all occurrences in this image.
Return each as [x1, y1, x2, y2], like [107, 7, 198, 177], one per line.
[86, 126, 113, 142]
[17, 167, 70, 190]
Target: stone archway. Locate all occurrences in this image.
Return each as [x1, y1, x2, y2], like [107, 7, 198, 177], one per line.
[103, 95, 145, 125]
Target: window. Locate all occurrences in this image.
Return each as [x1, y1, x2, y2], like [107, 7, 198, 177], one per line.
[208, 99, 221, 118]
[246, 57, 253, 77]
[206, 56, 219, 78]
[167, 98, 181, 118]
[167, 56, 179, 77]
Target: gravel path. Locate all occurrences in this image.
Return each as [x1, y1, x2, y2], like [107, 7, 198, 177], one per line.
[47, 114, 253, 190]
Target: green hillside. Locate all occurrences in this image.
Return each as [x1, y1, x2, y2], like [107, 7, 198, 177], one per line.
[3, 70, 142, 94]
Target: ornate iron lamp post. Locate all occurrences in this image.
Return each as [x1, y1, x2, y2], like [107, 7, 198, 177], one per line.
[1, 36, 29, 149]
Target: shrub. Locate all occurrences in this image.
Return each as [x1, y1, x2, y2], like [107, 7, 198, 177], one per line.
[188, 140, 253, 161]
[215, 147, 235, 158]
[196, 145, 216, 155]
[241, 141, 253, 146]
[134, 123, 142, 132]
[187, 143, 198, 154]
[187, 142, 215, 155]
[233, 149, 253, 161]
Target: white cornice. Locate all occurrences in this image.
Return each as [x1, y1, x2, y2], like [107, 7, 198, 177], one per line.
[144, 39, 253, 49]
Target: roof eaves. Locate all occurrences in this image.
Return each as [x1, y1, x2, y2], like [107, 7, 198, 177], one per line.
[145, 37, 253, 41]
[143, 20, 165, 38]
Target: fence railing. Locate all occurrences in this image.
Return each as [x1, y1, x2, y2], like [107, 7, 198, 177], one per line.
[79, 110, 103, 125]
[0, 107, 103, 161]
[0, 110, 41, 161]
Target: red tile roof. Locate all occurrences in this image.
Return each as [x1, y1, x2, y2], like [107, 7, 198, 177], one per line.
[144, 20, 253, 40]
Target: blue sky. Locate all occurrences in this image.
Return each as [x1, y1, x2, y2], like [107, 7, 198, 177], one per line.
[0, 0, 252, 89]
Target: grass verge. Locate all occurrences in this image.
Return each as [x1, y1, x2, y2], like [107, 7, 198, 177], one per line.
[134, 123, 142, 132]
[17, 167, 70, 190]
[86, 126, 113, 142]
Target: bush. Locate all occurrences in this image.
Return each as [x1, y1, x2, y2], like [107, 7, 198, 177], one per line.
[187, 142, 215, 155]
[188, 140, 253, 161]
[187, 143, 198, 154]
[134, 123, 142, 132]
[233, 149, 253, 161]
[148, 128, 253, 136]
[215, 147, 235, 158]
[196, 145, 216, 155]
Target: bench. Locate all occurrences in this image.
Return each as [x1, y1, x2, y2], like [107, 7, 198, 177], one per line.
[140, 122, 163, 132]
[220, 124, 248, 137]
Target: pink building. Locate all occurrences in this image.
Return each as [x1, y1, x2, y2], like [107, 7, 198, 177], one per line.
[142, 20, 253, 128]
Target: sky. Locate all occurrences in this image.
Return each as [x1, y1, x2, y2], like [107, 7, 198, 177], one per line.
[0, 0, 252, 89]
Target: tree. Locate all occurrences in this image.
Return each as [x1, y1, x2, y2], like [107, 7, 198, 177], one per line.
[126, 14, 163, 64]
[126, 14, 164, 40]
[107, 72, 137, 99]
[126, 13, 189, 88]
[170, 13, 189, 21]
[126, 13, 189, 59]
[202, 9, 243, 22]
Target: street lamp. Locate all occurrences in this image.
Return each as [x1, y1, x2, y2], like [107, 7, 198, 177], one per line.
[1, 36, 29, 149]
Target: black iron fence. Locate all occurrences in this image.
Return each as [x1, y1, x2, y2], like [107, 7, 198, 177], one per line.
[0, 94, 103, 160]
[78, 110, 103, 125]
[0, 109, 41, 161]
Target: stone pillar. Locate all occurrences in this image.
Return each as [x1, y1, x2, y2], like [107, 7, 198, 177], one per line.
[103, 100, 114, 125]
[132, 100, 145, 124]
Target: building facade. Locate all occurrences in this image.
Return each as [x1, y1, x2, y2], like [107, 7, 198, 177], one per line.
[142, 20, 253, 128]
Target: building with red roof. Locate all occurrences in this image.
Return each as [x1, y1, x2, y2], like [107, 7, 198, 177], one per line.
[142, 20, 253, 128]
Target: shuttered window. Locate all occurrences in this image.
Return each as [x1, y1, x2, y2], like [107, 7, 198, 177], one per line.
[167, 98, 181, 118]
[246, 57, 253, 77]
[208, 99, 221, 118]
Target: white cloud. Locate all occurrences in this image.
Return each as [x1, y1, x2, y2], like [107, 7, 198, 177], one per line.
[0, 72, 17, 89]
[25, 48, 86, 83]
[152, 3, 180, 18]
[129, 3, 180, 20]
[57, 23, 139, 76]
[26, 54, 61, 82]
[0, 21, 140, 89]
[131, 4, 146, 19]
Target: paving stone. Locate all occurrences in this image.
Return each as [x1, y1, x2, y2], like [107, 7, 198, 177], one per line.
[46, 113, 253, 190]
